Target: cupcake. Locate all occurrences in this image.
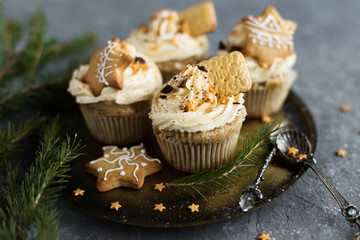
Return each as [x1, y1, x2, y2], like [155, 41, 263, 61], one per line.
[68, 38, 162, 145]
[129, 2, 217, 82]
[218, 5, 297, 117]
[149, 52, 252, 173]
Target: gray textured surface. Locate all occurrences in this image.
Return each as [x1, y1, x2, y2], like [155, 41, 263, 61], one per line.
[5, 0, 360, 239]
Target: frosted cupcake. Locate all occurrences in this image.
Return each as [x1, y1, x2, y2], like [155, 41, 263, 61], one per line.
[129, 2, 217, 82]
[150, 52, 252, 172]
[218, 6, 297, 117]
[68, 38, 162, 145]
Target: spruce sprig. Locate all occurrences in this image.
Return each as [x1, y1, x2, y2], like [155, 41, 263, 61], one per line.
[0, 119, 83, 240]
[0, 5, 96, 117]
[167, 123, 277, 200]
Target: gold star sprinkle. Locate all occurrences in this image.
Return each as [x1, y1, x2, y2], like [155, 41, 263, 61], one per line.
[258, 232, 271, 240]
[188, 203, 199, 213]
[297, 154, 308, 160]
[154, 183, 166, 192]
[261, 115, 272, 123]
[287, 146, 299, 157]
[340, 104, 352, 112]
[335, 149, 347, 157]
[154, 203, 166, 212]
[110, 201, 122, 211]
[73, 188, 84, 196]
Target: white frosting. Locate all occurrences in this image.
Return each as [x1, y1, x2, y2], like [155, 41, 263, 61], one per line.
[149, 65, 246, 132]
[129, 10, 209, 62]
[90, 143, 161, 182]
[67, 44, 162, 105]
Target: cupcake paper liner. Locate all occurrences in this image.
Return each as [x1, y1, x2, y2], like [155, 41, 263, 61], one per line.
[79, 104, 150, 145]
[155, 130, 240, 173]
[244, 71, 297, 117]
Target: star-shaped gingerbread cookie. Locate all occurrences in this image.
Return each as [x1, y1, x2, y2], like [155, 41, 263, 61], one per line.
[85, 143, 162, 192]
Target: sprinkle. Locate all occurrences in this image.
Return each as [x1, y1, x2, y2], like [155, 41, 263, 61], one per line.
[110, 201, 122, 211]
[154, 183, 166, 192]
[73, 188, 84, 196]
[218, 41, 226, 50]
[161, 85, 173, 94]
[188, 203, 199, 212]
[209, 85, 216, 94]
[335, 149, 347, 157]
[134, 57, 146, 64]
[261, 115, 272, 123]
[185, 100, 196, 112]
[258, 232, 271, 240]
[297, 154, 308, 160]
[233, 102, 240, 104]
[150, 45, 159, 51]
[154, 203, 166, 212]
[340, 104, 352, 113]
[170, 37, 178, 46]
[220, 96, 230, 104]
[197, 65, 208, 72]
[206, 106, 215, 113]
[287, 147, 299, 157]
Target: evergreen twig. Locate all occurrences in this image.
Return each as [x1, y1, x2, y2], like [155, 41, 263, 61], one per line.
[0, 119, 84, 239]
[167, 123, 279, 200]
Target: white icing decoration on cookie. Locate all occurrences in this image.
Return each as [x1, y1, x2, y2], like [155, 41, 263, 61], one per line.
[96, 40, 118, 86]
[104, 154, 109, 158]
[90, 143, 161, 182]
[97, 167, 103, 172]
[245, 14, 294, 49]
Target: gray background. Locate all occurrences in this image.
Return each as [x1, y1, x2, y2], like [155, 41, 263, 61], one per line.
[5, 0, 360, 239]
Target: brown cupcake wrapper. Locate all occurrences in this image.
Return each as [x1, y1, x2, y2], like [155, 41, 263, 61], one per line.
[244, 72, 297, 117]
[154, 130, 240, 173]
[79, 104, 150, 145]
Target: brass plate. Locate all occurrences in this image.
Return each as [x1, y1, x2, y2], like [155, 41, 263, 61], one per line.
[62, 91, 317, 228]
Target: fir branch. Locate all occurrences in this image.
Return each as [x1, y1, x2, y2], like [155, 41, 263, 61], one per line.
[167, 123, 278, 200]
[0, 114, 45, 161]
[0, 118, 84, 239]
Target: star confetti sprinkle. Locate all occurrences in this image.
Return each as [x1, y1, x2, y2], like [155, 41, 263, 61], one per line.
[154, 203, 166, 212]
[287, 146, 299, 157]
[110, 201, 122, 211]
[154, 183, 166, 192]
[258, 232, 271, 240]
[73, 188, 84, 196]
[188, 203, 200, 213]
[85, 143, 161, 192]
[335, 149, 347, 157]
[297, 154, 308, 161]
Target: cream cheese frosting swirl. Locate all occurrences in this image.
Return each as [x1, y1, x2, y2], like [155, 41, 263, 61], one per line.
[68, 43, 162, 105]
[149, 65, 246, 132]
[129, 10, 209, 63]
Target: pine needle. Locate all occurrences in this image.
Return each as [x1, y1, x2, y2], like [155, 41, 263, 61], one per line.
[167, 123, 278, 200]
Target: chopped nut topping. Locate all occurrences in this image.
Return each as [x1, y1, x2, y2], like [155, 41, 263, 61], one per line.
[160, 95, 167, 99]
[170, 37, 178, 46]
[219, 96, 230, 104]
[139, 25, 148, 33]
[132, 61, 150, 73]
[206, 106, 215, 113]
[150, 45, 159, 51]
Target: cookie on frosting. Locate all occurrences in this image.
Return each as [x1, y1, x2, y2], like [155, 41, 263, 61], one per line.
[84, 38, 133, 96]
[179, 1, 217, 37]
[241, 5, 297, 66]
[198, 51, 252, 96]
[85, 143, 161, 192]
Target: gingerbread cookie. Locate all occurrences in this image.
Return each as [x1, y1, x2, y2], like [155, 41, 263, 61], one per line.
[198, 51, 252, 96]
[84, 38, 133, 96]
[241, 5, 297, 66]
[85, 143, 161, 192]
[179, 1, 217, 37]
